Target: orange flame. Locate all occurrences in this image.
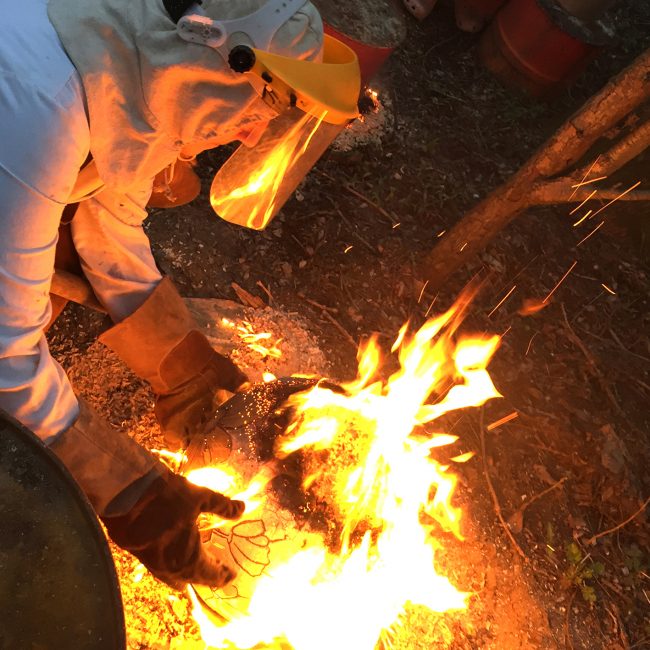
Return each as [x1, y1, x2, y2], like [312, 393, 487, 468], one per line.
[186, 294, 501, 649]
[236, 321, 283, 360]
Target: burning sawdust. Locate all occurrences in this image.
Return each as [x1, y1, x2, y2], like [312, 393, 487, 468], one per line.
[332, 90, 393, 152]
[186, 299, 330, 382]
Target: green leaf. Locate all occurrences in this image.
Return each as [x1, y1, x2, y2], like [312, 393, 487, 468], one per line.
[566, 542, 582, 566]
[581, 567, 594, 580]
[592, 561, 605, 577]
[580, 584, 597, 603]
[625, 544, 643, 559]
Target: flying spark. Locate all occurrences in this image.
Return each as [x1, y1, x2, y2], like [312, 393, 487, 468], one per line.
[570, 175, 607, 189]
[543, 261, 577, 303]
[573, 209, 592, 227]
[418, 280, 430, 304]
[569, 190, 597, 215]
[568, 155, 601, 201]
[487, 411, 518, 431]
[487, 285, 517, 318]
[588, 180, 642, 221]
[424, 293, 439, 318]
[576, 221, 604, 247]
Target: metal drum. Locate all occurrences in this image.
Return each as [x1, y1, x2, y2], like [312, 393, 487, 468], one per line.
[0, 411, 125, 650]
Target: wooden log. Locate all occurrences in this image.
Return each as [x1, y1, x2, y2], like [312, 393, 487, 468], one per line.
[419, 48, 650, 288]
[533, 184, 650, 204]
[590, 117, 650, 177]
[533, 48, 650, 178]
[50, 270, 106, 313]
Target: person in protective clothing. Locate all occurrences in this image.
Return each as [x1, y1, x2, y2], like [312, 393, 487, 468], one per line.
[0, 0, 324, 589]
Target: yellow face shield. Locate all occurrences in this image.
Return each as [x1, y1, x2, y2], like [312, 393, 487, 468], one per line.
[177, 1, 361, 229]
[228, 34, 361, 126]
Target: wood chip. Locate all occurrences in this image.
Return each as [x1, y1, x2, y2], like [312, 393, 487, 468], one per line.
[231, 282, 266, 309]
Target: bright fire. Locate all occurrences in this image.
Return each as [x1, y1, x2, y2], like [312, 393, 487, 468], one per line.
[210, 112, 325, 230]
[221, 317, 283, 360]
[184, 295, 501, 649]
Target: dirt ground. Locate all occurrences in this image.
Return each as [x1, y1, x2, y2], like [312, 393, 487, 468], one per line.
[48, 2, 649, 648]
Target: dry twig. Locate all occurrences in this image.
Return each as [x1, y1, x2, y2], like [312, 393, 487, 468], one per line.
[565, 590, 576, 650]
[586, 495, 650, 545]
[299, 294, 339, 314]
[317, 170, 398, 225]
[256, 280, 273, 304]
[560, 304, 626, 418]
[320, 310, 358, 350]
[511, 477, 567, 520]
[336, 208, 378, 253]
[608, 328, 650, 364]
[479, 409, 528, 562]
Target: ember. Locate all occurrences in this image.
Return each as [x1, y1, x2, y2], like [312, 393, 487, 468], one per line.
[182, 293, 501, 650]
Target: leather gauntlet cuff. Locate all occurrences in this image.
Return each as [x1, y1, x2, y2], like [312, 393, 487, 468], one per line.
[49, 398, 163, 516]
[99, 277, 247, 395]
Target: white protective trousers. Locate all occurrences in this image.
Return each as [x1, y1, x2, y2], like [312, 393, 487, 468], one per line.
[0, 0, 161, 442]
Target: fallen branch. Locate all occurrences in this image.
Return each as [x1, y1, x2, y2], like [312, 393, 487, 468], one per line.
[586, 495, 650, 546]
[420, 49, 650, 288]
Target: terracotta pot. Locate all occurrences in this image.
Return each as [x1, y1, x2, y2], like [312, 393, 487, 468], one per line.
[479, 0, 612, 97]
[314, 0, 407, 84]
[324, 23, 397, 84]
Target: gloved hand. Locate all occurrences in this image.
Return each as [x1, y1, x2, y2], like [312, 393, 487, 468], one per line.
[152, 335, 249, 450]
[99, 277, 249, 449]
[184, 376, 323, 470]
[102, 471, 245, 589]
[49, 398, 245, 589]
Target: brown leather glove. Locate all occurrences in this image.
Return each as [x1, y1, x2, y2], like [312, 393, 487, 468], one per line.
[184, 377, 319, 470]
[99, 277, 249, 449]
[153, 330, 249, 449]
[102, 471, 245, 589]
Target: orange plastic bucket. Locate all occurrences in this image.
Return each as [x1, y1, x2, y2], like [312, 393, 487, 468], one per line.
[479, 0, 611, 96]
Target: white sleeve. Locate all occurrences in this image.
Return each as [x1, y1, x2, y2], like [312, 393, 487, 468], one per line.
[71, 182, 164, 323]
[0, 69, 89, 441]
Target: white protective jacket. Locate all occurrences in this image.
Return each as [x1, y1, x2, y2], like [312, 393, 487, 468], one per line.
[0, 0, 322, 441]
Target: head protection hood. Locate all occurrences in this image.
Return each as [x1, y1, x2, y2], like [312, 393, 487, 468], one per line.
[47, 0, 323, 191]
